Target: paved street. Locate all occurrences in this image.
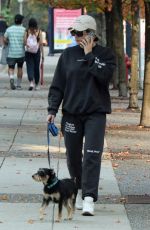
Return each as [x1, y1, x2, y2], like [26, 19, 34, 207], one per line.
[0, 48, 149, 229]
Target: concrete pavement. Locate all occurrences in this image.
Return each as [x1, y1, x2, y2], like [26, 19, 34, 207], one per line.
[0, 158, 131, 230]
[0, 50, 132, 229]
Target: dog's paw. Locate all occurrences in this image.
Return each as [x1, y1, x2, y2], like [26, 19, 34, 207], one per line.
[39, 208, 46, 220]
[64, 217, 73, 221]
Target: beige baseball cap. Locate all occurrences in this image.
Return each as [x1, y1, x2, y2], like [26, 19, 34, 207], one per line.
[68, 15, 97, 31]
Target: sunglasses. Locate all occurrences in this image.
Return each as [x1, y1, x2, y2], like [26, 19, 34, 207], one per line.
[70, 29, 90, 37]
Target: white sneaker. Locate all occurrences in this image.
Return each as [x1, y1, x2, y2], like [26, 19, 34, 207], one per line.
[82, 196, 94, 216]
[10, 79, 16, 90]
[75, 189, 83, 210]
[28, 82, 34, 91]
[35, 85, 40, 90]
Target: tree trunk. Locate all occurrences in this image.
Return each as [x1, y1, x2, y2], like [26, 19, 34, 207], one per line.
[6, 0, 11, 8]
[105, 11, 113, 48]
[140, 2, 150, 127]
[112, 0, 127, 96]
[96, 13, 106, 47]
[90, 12, 106, 47]
[128, 1, 139, 109]
[105, 10, 118, 89]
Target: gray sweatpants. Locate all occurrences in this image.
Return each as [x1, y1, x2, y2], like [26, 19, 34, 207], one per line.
[61, 112, 106, 202]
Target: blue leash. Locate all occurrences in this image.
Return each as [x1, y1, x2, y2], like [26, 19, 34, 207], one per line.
[47, 123, 59, 229]
[47, 123, 59, 167]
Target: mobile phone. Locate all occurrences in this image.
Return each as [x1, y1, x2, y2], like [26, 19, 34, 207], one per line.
[87, 31, 95, 39]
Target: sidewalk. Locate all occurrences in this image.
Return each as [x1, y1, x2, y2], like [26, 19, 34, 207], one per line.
[0, 51, 132, 229]
[0, 159, 131, 230]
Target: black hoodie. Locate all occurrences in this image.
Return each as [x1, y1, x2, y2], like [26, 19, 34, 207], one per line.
[48, 44, 116, 116]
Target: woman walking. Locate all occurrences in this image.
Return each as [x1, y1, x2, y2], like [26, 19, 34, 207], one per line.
[47, 15, 116, 216]
[25, 18, 44, 90]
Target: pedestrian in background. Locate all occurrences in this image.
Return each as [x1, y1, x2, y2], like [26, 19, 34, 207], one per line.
[47, 15, 116, 216]
[25, 18, 44, 91]
[0, 16, 7, 47]
[4, 14, 25, 90]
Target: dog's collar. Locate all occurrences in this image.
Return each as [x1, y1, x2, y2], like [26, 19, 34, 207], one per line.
[47, 177, 59, 189]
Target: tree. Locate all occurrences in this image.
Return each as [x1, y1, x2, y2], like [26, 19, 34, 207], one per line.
[111, 0, 127, 97]
[1, 0, 14, 25]
[1, 0, 49, 29]
[128, 0, 140, 109]
[140, 0, 150, 127]
[25, 1, 48, 30]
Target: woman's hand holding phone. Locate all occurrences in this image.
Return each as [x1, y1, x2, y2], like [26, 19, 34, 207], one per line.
[80, 33, 95, 55]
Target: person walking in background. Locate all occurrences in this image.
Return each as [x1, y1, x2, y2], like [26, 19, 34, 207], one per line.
[25, 18, 44, 91]
[4, 14, 25, 90]
[47, 15, 116, 216]
[0, 16, 7, 47]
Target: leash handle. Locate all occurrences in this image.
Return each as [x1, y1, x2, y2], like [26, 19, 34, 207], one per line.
[47, 123, 59, 168]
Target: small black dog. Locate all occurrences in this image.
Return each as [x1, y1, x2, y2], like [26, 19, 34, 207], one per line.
[32, 168, 77, 222]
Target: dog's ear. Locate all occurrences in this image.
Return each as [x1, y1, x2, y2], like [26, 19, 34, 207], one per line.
[50, 168, 55, 176]
[38, 168, 46, 177]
